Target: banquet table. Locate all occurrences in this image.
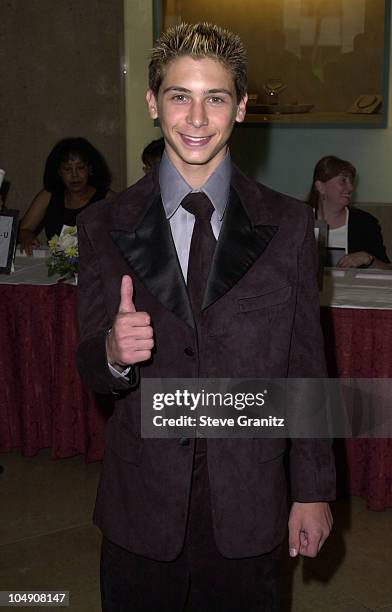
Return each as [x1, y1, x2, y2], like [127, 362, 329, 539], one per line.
[320, 268, 392, 511]
[1, 258, 392, 509]
[0, 255, 109, 462]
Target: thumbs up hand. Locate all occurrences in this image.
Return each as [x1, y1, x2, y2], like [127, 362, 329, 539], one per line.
[106, 275, 154, 369]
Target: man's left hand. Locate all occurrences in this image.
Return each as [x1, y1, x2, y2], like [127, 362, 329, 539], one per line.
[288, 501, 333, 558]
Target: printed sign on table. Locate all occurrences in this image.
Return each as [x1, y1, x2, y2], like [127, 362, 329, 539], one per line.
[0, 210, 19, 274]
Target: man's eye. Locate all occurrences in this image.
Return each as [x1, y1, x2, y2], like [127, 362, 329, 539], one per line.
[172, 94, 188, 103]
[209, 97, 224, 104]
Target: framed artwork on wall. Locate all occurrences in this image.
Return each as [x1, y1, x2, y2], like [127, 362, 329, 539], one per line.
[153, 0, 390, 127]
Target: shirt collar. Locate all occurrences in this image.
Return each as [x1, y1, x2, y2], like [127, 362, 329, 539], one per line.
[159, 149, 231, 221]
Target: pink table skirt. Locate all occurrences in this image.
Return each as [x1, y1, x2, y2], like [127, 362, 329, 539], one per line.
[321, 307, 392, 511]
[0, 284, 109, 462]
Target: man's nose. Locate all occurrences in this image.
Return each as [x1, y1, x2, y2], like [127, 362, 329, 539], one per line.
[186, 100, 208, 127]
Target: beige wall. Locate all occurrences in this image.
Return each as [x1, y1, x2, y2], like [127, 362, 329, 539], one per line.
[124, 0, 161, 185]
[0, 0, 125, 216]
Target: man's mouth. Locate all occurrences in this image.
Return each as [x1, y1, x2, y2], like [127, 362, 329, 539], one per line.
[179, 134, 212, 147]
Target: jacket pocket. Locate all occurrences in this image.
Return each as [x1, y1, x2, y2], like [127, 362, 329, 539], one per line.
[238, 285, 292, 312]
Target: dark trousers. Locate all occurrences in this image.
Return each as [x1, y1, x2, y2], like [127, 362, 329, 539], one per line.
[100, 446, 281, 612]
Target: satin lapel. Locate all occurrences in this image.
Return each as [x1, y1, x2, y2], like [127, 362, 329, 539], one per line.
[111, 195, 195, 329]
[203, 187, 278, 309]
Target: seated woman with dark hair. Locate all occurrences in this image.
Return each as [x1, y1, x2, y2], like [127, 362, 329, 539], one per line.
[19, 137, 115, 254]
[309, 155, 390, 268]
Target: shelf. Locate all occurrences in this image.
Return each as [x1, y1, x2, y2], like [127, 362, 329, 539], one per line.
[242, 111, 385, 128]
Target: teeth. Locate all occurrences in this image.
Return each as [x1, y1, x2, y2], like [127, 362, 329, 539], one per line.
[183, 135, 209, 142]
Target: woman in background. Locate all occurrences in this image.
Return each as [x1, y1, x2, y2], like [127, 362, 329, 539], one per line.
[308, 155, 390, 268]
[19, 137, 114, 254]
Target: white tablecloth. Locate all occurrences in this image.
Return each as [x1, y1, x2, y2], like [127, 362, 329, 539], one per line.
[2, 258, 392, 308]
[0, 255, 61, 285]
[319, 267, 392, 310]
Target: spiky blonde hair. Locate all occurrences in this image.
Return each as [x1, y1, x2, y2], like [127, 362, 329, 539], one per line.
[149, 22, 247, 101]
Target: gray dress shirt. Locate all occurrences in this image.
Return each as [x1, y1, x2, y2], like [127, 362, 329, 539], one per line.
[159, 150, 231, 280]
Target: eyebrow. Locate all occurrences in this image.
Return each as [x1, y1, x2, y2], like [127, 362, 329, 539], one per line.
[162, 86, 233, 97]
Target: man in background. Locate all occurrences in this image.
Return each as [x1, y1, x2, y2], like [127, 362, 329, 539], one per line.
[141, 136, 164, 174]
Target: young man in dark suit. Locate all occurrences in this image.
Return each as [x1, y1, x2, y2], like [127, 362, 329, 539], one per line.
[77, 22, 335, 612]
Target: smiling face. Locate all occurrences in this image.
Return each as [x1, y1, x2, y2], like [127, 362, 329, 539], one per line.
[146, 56, 247, 186]
[58, 155, 91, 193]
[316, 173, 354, 211]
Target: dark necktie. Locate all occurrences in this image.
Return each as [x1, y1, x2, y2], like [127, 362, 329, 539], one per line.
[181, 192, 216, 317]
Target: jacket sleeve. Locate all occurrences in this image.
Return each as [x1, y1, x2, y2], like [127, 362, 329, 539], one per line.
[288, 207, 336, 502]
[348, 208, 390, 263]
[76, 217, 138, 395]
[365, 215, 390, 263]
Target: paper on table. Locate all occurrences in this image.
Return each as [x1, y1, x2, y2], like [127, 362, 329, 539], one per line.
[355, 272, 392, 280]
[324, 268, 346, 277]
[0, 215, 13, 268]
[15, 246, 49, 258]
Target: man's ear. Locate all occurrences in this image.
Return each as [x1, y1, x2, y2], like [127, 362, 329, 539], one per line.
[146, 90, 158, 119]
[235, 94, 248, 124]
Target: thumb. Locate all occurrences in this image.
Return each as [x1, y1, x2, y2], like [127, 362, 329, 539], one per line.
[119, 275, 136, 314]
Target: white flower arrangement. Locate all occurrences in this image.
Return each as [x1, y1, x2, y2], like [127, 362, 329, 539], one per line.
[47, 225, 78, 277]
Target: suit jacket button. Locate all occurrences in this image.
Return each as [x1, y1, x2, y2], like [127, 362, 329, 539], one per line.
[179, 437, 190, 446]
[184, 347, 194, 356]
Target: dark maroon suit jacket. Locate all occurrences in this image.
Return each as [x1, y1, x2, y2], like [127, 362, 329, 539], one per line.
[76, 163, 335, 561]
